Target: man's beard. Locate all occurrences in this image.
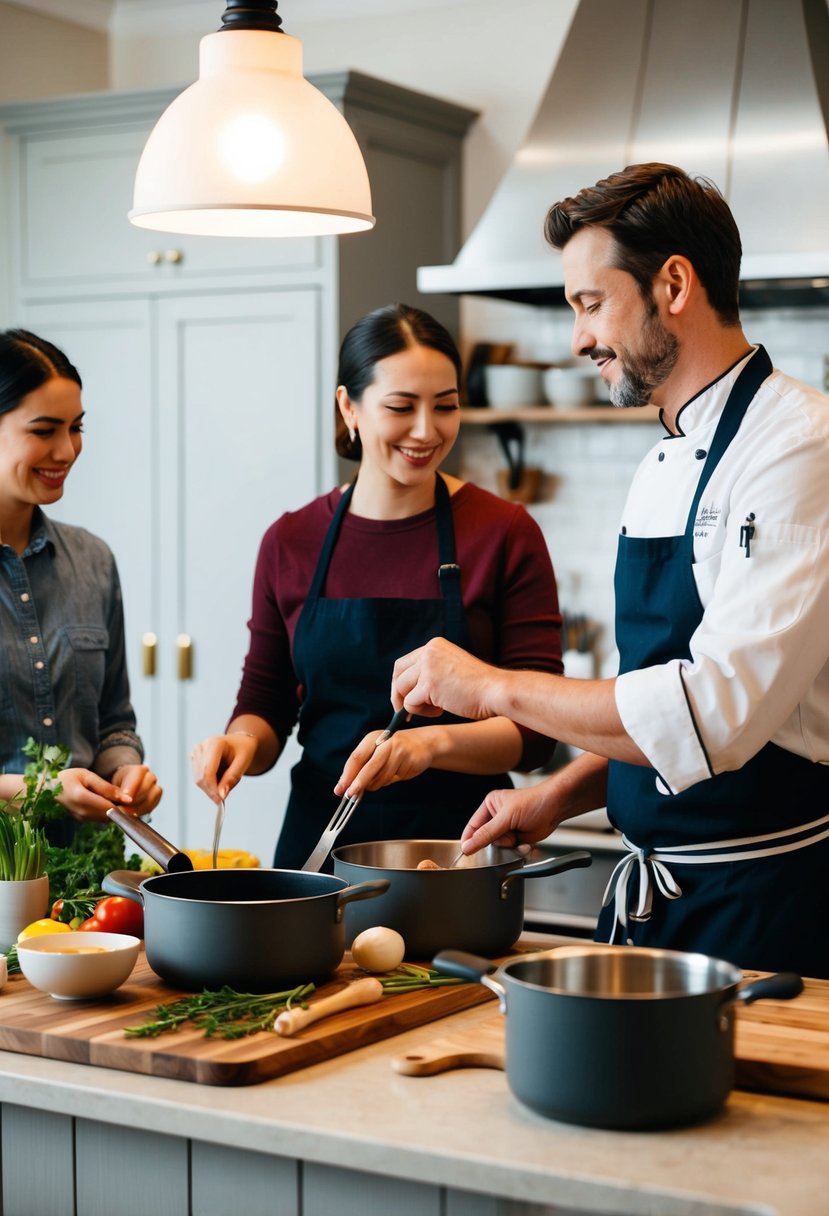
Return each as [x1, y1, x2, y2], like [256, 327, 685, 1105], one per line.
[599, 309, 679, 408]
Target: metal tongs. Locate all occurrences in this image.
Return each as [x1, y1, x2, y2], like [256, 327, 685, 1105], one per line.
[301, 707, 410, 872]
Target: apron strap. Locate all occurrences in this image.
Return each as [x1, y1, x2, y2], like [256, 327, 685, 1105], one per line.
[684, 346, 772, 539]
[306, 480, 356, 601]
[434, 473, 465, 646]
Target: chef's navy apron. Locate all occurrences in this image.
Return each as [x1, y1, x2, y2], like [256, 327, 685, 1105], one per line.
[276, 473, 514, 870]
[600, 347, 829, 978]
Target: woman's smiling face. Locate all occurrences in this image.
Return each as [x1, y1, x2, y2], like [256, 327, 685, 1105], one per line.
[342, 343, 460, 489]
[0, 376, 84, 515]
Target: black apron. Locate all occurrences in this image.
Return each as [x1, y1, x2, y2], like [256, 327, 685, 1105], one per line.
[275, 474, 513, 870]
[600, 348, 829, 977]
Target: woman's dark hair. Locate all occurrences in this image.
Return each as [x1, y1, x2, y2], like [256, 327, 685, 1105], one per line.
[335, 304, 462, 461]
[544, 163, 742, 326]
[0, 329, 82, 416]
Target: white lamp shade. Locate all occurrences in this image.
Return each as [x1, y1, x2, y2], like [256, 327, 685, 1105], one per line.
[130, 29, 375, 237]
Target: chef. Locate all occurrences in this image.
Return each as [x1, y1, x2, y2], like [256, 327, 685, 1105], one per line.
[389, 163, 829, 979]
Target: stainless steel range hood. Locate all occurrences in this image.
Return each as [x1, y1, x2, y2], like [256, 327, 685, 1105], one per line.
[419, 0, 829, 308]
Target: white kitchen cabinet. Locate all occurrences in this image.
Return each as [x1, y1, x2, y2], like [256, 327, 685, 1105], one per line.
[0, 77, 474, 862]
[21, 290, 318, 860]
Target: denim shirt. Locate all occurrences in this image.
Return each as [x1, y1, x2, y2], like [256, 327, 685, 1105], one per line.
[0, 509, 143, 782]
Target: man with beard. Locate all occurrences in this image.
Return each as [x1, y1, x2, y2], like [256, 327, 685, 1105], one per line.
[384, 163, 829, 978]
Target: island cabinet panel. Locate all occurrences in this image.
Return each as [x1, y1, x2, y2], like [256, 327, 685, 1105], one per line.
[304, 1162, 441, 1215]
[75, 1119, 188, 1216]
[1, 1105, 74, 1216]
[190, 1141, 299, 1216]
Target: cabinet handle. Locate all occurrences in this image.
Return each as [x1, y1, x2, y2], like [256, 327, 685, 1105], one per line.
[176, 634, 193, 681]
[146, 250, 162, 265]
[142, 632, 157, 677]
[164, 249, 183, 264]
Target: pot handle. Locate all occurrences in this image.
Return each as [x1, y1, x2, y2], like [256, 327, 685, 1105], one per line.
[717, 971, 803, 1029]
[106, 807, 193, 873]
[431, 949, 508, 1012]
[102, 868, 146, 906]
[334, 878, 390, 923]
[500, 849, 592, 900]
[732, 972, 804, 1007]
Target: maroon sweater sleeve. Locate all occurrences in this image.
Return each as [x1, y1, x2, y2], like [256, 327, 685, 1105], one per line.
[230, 484, 562, 771]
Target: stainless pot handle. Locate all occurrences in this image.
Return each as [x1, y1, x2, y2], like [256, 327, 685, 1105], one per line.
[717, 971, 803, 1030]
[500, 849, 592, 900]
[102, 868, 146, 906]
[106, 807, 194, 873]
[431, 949, 508, 1012]
[334, 878, 390, 922]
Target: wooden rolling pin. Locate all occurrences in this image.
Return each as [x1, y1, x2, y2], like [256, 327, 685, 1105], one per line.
[274, 977, 384, 1036]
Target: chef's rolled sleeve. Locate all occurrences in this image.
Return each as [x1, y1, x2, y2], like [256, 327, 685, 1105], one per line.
[615, 663, 711, 793]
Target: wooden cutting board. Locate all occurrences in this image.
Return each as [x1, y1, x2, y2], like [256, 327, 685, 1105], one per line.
[391, 975, 829, 1104]
[0, 951, 494, 1087]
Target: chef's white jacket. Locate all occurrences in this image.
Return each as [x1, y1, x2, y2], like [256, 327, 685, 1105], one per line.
[614, 350, 829, 794]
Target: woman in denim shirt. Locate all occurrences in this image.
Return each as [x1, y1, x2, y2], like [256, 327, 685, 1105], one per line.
[0, 330, 161, 824]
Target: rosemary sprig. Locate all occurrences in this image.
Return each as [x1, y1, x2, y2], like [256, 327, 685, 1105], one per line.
[124, 983, 316, 1040]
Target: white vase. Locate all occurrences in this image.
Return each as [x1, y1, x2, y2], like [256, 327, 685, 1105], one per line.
[0, 875, 50, 952]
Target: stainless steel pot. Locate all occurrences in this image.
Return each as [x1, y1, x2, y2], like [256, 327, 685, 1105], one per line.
[433, 945, 804, 1129]
[103, 811, 388, 991]
[332, 840, 592, 958]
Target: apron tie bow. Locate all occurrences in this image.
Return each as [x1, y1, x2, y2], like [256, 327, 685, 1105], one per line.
[602, 837, 683, 940]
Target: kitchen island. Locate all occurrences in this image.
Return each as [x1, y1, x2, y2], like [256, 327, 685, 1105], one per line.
[1, 988, 827, 1216]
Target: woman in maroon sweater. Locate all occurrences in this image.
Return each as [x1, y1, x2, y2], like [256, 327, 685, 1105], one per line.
[191, 305, 562, 869]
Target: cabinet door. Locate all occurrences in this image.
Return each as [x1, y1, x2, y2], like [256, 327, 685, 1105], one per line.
[155, 289, 323, 862]
[19, 298, 160, 771]
[19, 129, 321, 294]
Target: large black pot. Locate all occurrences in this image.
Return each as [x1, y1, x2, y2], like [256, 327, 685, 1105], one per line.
[433, 945, 804, 1129]
[332, 840, 592, 958]
[103, 812, 388, 991]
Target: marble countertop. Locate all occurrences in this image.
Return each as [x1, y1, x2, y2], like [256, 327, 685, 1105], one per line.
[0, 995, 827, 1215]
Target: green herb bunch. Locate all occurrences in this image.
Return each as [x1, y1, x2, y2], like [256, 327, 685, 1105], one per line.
[0, 738, 142, 908]
[0, 738, 66, 881]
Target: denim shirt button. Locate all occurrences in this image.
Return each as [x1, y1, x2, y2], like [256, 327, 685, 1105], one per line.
[42, 717, 53, 727]
[20, 593, 29, 603]
[29, 635, 38, 645]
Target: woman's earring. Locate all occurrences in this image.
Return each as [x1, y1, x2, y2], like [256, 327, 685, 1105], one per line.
[348, 426, 357, 443]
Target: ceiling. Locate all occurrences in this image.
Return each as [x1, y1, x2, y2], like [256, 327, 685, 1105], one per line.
[4, 0, 473, 34]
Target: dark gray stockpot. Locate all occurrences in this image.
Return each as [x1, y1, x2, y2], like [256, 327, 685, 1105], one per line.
[332, 840, 592, 958]
[433, 946, 804, 1130]
[104, 868, 388, 992]
[103, 811, 388, 992]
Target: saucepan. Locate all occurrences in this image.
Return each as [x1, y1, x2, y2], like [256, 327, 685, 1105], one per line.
[332, 840, 592, 957]
[103, 809, 388, 991]
[432, 945, 804, 1129]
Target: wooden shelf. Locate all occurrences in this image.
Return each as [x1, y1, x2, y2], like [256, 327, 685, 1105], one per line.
[460, 406, 661, 424]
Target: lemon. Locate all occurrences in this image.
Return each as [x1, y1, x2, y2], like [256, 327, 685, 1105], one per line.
[18, 919, 72, 942]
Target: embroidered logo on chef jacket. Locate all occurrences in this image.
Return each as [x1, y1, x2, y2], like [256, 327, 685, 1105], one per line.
[693, 503, 722, 540]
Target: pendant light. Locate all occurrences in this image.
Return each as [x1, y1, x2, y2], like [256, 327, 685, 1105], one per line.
[129, 0, 375, 238]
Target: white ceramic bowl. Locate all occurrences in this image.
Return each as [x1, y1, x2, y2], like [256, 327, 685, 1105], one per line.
[542, 367, 598, 407]
[17, 931, 140, 999]
[484, 364, 543, 408]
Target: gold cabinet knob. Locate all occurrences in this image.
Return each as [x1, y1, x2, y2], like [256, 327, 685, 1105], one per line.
[176, 634, 193, 681]
[164, 249, 183, 264]
[146, 250, 162, 265]
[142, 632, 157, 677]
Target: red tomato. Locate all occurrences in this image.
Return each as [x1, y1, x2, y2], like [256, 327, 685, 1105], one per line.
[78, 917, 100, 931]
[87, 896, 144, 938]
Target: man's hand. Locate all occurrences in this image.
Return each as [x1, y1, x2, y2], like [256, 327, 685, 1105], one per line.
[392, 637, 500, 720]
[460, 783, 563, 853]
